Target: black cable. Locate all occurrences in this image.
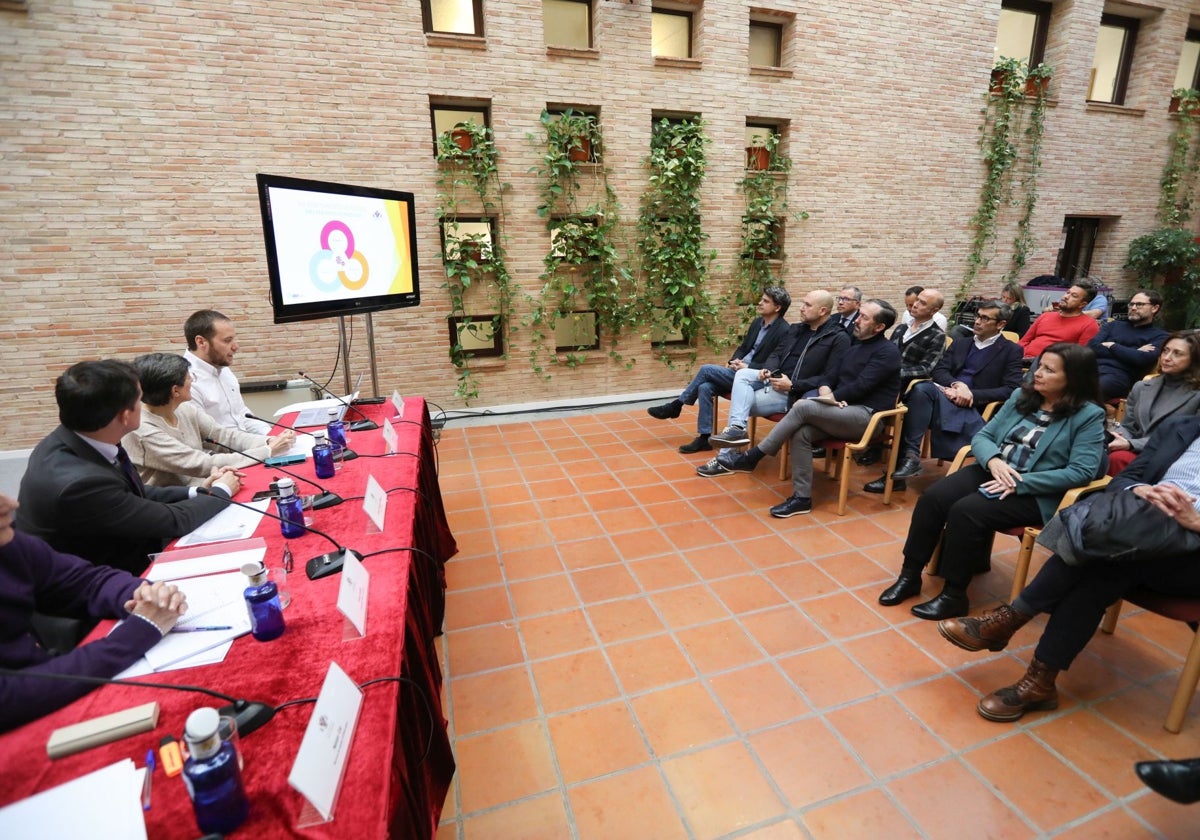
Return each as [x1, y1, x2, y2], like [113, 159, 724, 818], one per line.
[353, 451, 420, 459]
[360, 545, 440, 566]
[431, 394, 662, 423]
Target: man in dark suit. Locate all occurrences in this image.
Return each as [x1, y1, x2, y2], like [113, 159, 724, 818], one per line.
[865, 299, 1024, 492]
[647, 287, 790, 453]
[834, 285, 863, 332]
[17, 360, 240, 576]
[936, 413, 1200, 723]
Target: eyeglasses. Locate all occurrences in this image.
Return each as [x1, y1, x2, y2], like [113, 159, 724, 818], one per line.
[973, 314, 1001, 323]
[1127, 301, 1153, 308]
[835, 296, 854, 303]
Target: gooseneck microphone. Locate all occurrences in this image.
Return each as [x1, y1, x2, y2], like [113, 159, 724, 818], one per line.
[245, 411, 358, 462]
[203, 437, 343, 510]
[196, 488, 362, 581]
[0, 667, 277, 738]
[297, 371, 379, 431]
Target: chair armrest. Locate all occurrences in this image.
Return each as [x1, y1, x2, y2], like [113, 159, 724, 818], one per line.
[904, 378, 929, 395]
[1054, 476, 1112, 512]
[846, 405, 907, 451]
[980, 401, 1001, 422]
[946, 444, 974, 475]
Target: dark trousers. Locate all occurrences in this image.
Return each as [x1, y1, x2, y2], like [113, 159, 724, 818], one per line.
[901, 464, 1043, 589]
[1021, 553, 1200, 670]
[899, 381, 939, 455]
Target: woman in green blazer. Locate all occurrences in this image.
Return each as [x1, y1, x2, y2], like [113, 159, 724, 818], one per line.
[878, 342, 1106, 619]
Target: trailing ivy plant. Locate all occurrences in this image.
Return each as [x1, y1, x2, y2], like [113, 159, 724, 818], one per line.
[1126, 227, 1200, 329]
[435, 121, 515, 402]
[527, 110, 633, 375]
[635, 117, 717, 365]
[960, 57, 1051, 303]
[1158, 88, 1200, 228]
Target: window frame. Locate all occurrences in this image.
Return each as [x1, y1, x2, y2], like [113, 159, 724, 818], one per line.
[1179, 28, 1200, 92]
[439, 216, 496, 263]
[429, 103, 490, 157]
[543, 0, 594, 50]
[651, 8, 694, 59]
[553, 310, 601, 353]
[448, 315, 504, 358]
[1089, 13, 1139, 105]
[997, 0, 1052, 69]
[748, 20, 783, 68]
[421, 0, 484, 37]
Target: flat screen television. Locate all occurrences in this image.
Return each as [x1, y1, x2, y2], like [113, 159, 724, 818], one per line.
[256, 173, 421, 325]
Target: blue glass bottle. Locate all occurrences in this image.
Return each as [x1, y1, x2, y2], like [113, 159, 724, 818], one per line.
[275, 477, 305, 539]
[182, 707, 249, 835]
[241, 561, 286, 641]
[326, 408, 348, 451]
[312, 429, 335, 479]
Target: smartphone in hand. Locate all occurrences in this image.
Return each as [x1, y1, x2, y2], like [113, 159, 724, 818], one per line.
[977, 485, 1004, 499]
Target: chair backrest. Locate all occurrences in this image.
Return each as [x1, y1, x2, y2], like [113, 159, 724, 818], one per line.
[1001, 330, 1020, 343]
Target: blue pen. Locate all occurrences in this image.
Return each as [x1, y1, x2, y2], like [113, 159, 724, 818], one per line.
[169, 625, 234, 633]
[142, 748, 155, 811]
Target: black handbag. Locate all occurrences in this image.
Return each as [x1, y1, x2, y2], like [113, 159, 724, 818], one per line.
[1059, 489, 1200, 564]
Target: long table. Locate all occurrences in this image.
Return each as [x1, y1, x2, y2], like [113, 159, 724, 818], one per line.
[0, 399, 457, 838]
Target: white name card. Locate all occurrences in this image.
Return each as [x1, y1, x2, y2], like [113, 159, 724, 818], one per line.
[287, 662, 363, 821]
[390, 389, 405, 419]
[380, 415, 398, 454]
[336, 548, 370, 637]
[362, 474, 387, 533]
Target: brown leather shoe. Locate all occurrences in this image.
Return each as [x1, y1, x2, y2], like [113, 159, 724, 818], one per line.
[938, 604, 1032, 652]
[977, 658, 1059, 722]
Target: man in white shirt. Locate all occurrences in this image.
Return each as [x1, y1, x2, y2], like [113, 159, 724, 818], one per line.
[899, 285, 949, 332]
[182, 310, 272, 435]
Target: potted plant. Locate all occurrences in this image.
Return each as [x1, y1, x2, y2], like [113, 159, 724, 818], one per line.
[745, 137, 770, 171]
[1126, 227, 1200, 329]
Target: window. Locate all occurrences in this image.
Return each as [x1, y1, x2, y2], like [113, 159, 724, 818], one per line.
[546, 108, 600, 163]
[1056, 217, 1100, 280]
[1089, 14, 1138, 104]
[1174, 29, 1200, 92]
[994, 0, 1051, 68]
[422, 0, 483, 36]
[544, 0, 592, 49]
[440, 217, 494, 262]
[652, 9, 692, 58]
[448, 316, 503, 357]
[749, 21, 782, 67]
[745, 122, 777, 169]
[429, 104, 488, 155]
[554, 311, 600, 352]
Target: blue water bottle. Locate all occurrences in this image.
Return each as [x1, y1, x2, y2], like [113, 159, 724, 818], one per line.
[182, 707, 250, 834]
[241, 560, 286, 641]
[326, 408, 348, 451]
[275, 477, 305, 539]
[312, 429, 335, 479]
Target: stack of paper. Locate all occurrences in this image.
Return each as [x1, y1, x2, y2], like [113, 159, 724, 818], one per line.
[0, 759, 147, 840]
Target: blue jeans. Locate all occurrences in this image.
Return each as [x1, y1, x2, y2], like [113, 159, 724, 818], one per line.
[727, 367, 789, 429]
[679, 364, 737, 434]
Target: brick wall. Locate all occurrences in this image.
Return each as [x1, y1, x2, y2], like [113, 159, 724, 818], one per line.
[1, 0, 1194, 447]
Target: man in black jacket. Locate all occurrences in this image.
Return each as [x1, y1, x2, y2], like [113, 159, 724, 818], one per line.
[647, 287, 790, 453]
[17, 360, 240, 576]
[699, 299, 902, 518]
[865, 299, 1023, 492]
[709, 289, 850, 446]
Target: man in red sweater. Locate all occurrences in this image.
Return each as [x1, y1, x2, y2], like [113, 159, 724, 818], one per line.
[1018, 280, 1100, 360]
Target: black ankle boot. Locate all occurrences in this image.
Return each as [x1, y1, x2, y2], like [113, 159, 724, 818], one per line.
[879, 571, 922, 606]
[911, 586, 970, 620]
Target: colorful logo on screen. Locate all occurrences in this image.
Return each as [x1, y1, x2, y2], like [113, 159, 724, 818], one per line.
[308, 220, 369, 291]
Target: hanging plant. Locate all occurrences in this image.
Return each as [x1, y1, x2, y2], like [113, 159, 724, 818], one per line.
[527, 110, 633, 376]
[435, 121, 514, 403]
[1004, 62, 1052, 284]
[960, 57, 1049, 303]
[636, 117, 717, 364]
[1158, 88, 1200, 228]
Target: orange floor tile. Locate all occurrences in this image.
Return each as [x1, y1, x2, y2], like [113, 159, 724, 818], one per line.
[434, 407, 1200, 839]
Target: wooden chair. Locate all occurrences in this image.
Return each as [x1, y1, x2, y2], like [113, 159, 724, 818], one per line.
[928, 445, 1110, 594]
[747, 412, 791, 480]
[1099, 591, 1200, 733]
[1001, 330, 1020, 343]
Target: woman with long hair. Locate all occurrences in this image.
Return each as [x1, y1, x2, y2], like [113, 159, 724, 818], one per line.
[1000, 281, 1032, 337]
[879, 342, 1106, 619]
[1107, 331, 1200, 475]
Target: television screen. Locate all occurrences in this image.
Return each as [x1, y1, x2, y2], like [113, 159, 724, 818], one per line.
[256, 173, 420, 324]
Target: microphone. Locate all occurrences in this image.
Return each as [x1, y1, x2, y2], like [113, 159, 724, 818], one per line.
[0, 667, 276, 738]
[203, 437, 343, 510]
[245, 411, 358, 462]
[297, 371, 379, 431]
[196, 488, 362, 581]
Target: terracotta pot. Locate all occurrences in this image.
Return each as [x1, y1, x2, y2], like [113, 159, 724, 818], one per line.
[450, 128, 473, 152]
[1025, 75, 1050, 96]
[745, 146, 770, 170]
[567, 137, 592, 162]
[989, 68, 1007, 94]
[1171, 96, 1182, 114]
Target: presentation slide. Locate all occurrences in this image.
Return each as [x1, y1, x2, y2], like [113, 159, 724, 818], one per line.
[266, 187, 415, 306]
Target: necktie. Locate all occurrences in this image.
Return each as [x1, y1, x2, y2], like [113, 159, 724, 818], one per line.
[115, 444, 145, 497]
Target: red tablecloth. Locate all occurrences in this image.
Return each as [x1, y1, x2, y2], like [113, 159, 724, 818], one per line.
[0, 399, 457, 839]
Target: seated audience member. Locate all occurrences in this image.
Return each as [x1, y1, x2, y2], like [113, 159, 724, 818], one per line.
[892, 287, 947, 391]
[0, 492, 187, 733]
[899, 285, 949, 332]
[1087, 289, 1168, 400]
[864, 300, 1023, 493]
[834, 286, 863, 332]
[878, 343, 1105, 619]
[1107, 332, 1200, 475]
[1019, 281, 1101, 360]
[123, 353, 295, 487]
[1000, 281, 1032, 338]
[698, 299, 902, 519]
[16, 360, 239, 575]
[709, 290, 849, 446]
[647, 288, 790, 453]
[183, 309, 273, 434]
[935, 414, 1200, 723]
[1082, 280, 1109, 321]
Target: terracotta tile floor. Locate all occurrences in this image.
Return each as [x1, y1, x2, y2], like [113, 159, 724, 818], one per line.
[434, 407, 1200, 839]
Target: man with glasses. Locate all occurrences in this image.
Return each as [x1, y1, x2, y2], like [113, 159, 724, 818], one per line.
[647, 288, 790, 453]
[834, 286, 863, 332]
[1086, 289, 1168, 400]
[865, 300, 1023, 491]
